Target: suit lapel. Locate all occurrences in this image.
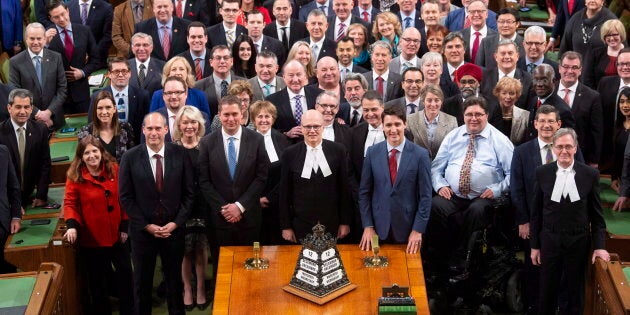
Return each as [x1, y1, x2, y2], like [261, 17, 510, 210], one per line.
[393, 141, 413, 187]
[234, 129, 250, 181]
[140, 147, 156, 187]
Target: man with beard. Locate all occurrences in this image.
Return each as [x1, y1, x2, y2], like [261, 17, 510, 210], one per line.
[443, 63, 502, 128]
[339, 73, 368, 126]
[385, 67, 425, 115]
[248, 51, 286, 102]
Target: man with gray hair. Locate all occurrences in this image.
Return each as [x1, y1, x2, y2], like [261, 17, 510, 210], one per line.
[128, 32, 165, 97]
[480, 39, 532, 107]
[460, 0, 496, 63]
[340, 73, 368, 126]
[315, 91, 352, 149]
[248, 51, 286, 102]
[390, 27, 422, 74]
[363, 41, 403, 102]
[517, 25, 559, 77]
[303, 9, 336, 61]
[10, 22, 67, 129]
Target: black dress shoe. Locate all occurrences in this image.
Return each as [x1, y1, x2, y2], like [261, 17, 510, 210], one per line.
[197, 301, 210, 310]
[184, 303, 196, 311]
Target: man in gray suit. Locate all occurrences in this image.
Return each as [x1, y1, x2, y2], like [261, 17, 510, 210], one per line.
[0, 144, 21, 274]
[10, 22, 67, 129]
[248, 51, 286, 102]
[364, 41, 404, 103]
[128, 32, 165, 98]
[389, 27, 422, 75]
[385, 67, 425, 115]
[474, 7, 523, 68]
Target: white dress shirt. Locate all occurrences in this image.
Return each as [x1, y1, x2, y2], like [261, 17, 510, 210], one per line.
[146, 144, 165, 179]
[322, 124, 335, 141]
[538, 138, 556, 164]
[364, 124, 385, 156]
[287, 88, 307, 118]
[558, 81, 578, 107]
[276, 20, 291, 42]
[468, 25, 488, 55]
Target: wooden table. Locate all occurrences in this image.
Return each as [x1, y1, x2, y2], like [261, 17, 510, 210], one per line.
[590, 254, 630, 315]
[213, 244, 429, 315]
[0, 262, 64, 315]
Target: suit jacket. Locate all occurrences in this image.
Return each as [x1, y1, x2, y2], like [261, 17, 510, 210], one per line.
[516, 57, 560, 80]
[206, 23, 248, 48]
[33, 0, 53, 29]
[47, 23, 100, 106]
[193, 74, 246, 121]
[331, 121, 352, 150]
[597, 76, 621, 168]
[337, 103, 364, 126]
[363, 71, 404, 103]
[88, 85, 151, 142]
[119, 142, 194, 234]
[351, 6, 380, 24]
[0, 84, 13, 123]
[480, 67, 532, 109]
[263, 19, 309, 50]
[179, 0, 210, 24]
[0, 120, 51, 204]
[198, 127, 269, 230]
[406, 110, 458, 159]
[153, 106, 211, 142]
[0, 145, 21, 234]
[303, 37, 337, 61]
[389, 56, 421, 75]
[262, 129, 291, 204]
[278, 140, 353, 239]
[176, 50, 213, 79]
[525, 93, 576, 140]
[359, 139, 432, 242]
[112, 0, 155, 58]
[445, 8, 498, 32]
[267, 86, 323, 133]
[349, 122, 371, 183]
[475, 34, 524, 69]
[260, 35, 287, 67]
[298, 0, 334, 22]
[68, 0, 113, 66]
[129, 57, 165, 97]
[560, 82, 603, 164]
[530, 161, 606, 249]
[582, 45, 614, 89]
[248, 76, 287, 102]
[9, 49, 67, 128]
[135, 17, 190, 61]
[325, 15, 369, 42]
[461, 27, 498, 63]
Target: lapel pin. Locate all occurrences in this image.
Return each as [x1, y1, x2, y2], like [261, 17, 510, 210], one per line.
[174, 29, 178, 33]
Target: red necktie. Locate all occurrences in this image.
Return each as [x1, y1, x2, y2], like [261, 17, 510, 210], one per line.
[471, 31, 481, 63]
[389, 149, 398, 185]
[568, 0, 575, 15]
[362, 11, 369, 22]
[176, 0, 183, 18]
[376, 76, 384, 98]
[536, 99, 542, 108]
[463, 15, 471, 28]
[562, 88, 571, 106]
[161, 25, 170, 59]
[154, 154, 163, 192]
[62, 29, 74, 60]
[195, 58, 202, 80]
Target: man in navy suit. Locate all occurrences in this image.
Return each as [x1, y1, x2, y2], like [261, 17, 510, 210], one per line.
[517, 26, 558, 77]
[206, 0, 248, 49]
[88, 57, 150, 142]
[45, 1, 100, 114]
[134, 0, 190, 61]
[358, 105, 431, 254]
[303, 9, 337, 62]
[0, 144, 21, 274]
[177, 22, 212, 80]
[444, 0, 497, 32]
[67, 0, 113, 68]
[246, 10, 287, 68]
[325, 0, 368, 42]
[263, 0, 309, 51]
[119, 112, 194, 315]
[351, 0, 379, 24]
[299, 0, 334, 22]
[441, 32, 467, 85]
[129, 33, 166, 97]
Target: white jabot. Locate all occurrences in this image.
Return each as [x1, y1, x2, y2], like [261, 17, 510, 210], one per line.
[364, 124, 385, 156]
[259, 130, 279, 163]
[550, 163, 580, 202]
[301, 143, 332, 178]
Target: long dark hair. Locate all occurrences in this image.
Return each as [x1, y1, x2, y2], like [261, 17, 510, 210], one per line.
[232, 34, 257, 78]
[90, 90, 120, 136]
[615, 87, 630, 128]
[66, 135, 117, 183]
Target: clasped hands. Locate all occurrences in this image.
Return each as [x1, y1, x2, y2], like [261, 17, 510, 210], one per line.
[221, 203, 242, 223]
[146, 222, 177, 238]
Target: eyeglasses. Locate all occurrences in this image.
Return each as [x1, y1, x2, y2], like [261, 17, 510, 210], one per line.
[213, 55, 232, 61]
[317, 104, 338, 110]
[110, 69, 130, 76]
[164, 90, 186, 96]
[401, 37, 420, 44]
[560, 64, 581, 71]
[497, 19, 516, 24]
[302, 125, 322, 130]
[536, 119, 558, 125]
[239, 98, 250, 104]
[554, 144, 575, 151]
[467, 9, 487, 15]
[464, 113, 486, 118]
[617, 62, 630, 68]
[459, 79, 477, 85]
[403, 79, 424, 85]
[524, 41, 545, 46]
[604, 33, 620, 39]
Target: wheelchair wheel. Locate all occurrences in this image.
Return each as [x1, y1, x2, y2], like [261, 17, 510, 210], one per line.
[504, 269, 524, 312]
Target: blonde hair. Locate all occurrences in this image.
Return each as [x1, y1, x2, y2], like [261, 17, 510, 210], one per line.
[162, 56, 196, 87]
[372, 12, 402, 40]
[287, 41, 316, 78]
[493, 76, 523, 99]
[172, 105, 206, 141]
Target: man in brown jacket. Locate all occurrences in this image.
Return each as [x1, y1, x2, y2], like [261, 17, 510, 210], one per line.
[112, 0, 154, 58]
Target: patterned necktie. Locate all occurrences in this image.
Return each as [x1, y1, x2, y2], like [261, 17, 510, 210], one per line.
[362, 11, 369, 22]
[459, 134, 476, 196]
[280, 27, 289, 50]
[471, 31, 481, 63]
[227, 137, 237, 179]
[161, 25, 170, 58]
[117, 95, 126, 121]
[226, 30, 234, 48]
[62, 29, 74, 60]
[195, 58, 203, 80]
[294, 95, 303, 125]
[463, 15, 471, 28]
[221, 80, 228, 97]
[81, 2, 88, 25]
[336, 23, 346, 42]
[376, 76, 384, 98]
[263, 84, 271, 97]
[527, 63, 536, 74]
[545, 144, 554, 164]
[34, 56, 42, 86]
[17, 127, 25, 183]
[389, 148, 398, 185]
[563, 88, 571, 106]
[404, 17, 411, 29]
[407, 103, 417, 114]
[350, 109, 359, 127]
[138, 63, 146, 87]
[134, 4, 143, 23]
[176, 0, 183, 18]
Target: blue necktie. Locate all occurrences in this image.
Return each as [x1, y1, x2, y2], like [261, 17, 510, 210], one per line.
[228, 137, 237, 179]
[263, 84, 271, 97]
[34, 56, 42, 86]
[404, 17, 412, 29]
[117, 96, 126, 121]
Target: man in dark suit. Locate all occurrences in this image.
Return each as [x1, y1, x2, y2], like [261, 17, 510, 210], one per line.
[264, 0, 308, 51]
[0, 144, 21, 274]
[530, 128, 609, 315]
[174, 0, 210, 25]
[441, 32, 467, 85]
[385, 67, 425, 115]
[396, 0, 423, 32]
[279, 109, 352, 241]
[417, 0, 442, 55]
[479, 39, 532, 108]
[359, 105, 431, 254]
[525, 64, 576, 140]
[0, 84, 14, 123]
[460, 1, 497, 63]
[315, 91, 352, 149]
[517, 26, 559, 78]
[198, 95, 269, 275]
[557, 51, 603, 167]
[45, 1, 100, 114]
[309, 56, 344, 99]
[351, 0, 379, 24]
[206, 0, 247, 49]
[337, 38, 368, 81]
[325, 0, 368, 42]
[349, 90, 386, 184]
[67, 0, 113, 68]
[246, 10, 287, 67]
[475, 8, 524, 68]
[119, 112, 194, 315]
[129, 32, 166, 97]
[34, 0, 54, 29]
[303, 9, 337, 62]
[340, 73, 368, 127]
[88, 57, 151, 142]
[177, 22, 212, 81]
[134, 0, 190, 61]
[0, 89, 51, 209]
[249, 51, 286, 101]
[10, 22, 67, 129]
[299, 0, 334, 22]
[194, 45, 246, 121]
[389, 28, 422, 75]
[444, 0, 497, 32]
[363, 41, 404, 103]
[268, 60, 322, 140]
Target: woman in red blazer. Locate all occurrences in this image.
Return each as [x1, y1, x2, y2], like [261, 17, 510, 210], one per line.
[63, 135, 133, 315]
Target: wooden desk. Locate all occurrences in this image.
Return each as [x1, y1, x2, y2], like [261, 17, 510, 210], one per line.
[4, 218, 80, 314]
[213, 244, 429, 315]
[0, 262, 64, 315]
[591, 254, 630, 315]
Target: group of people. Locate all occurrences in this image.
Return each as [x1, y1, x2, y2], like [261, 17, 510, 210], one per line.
[0, 0, 628, 314]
